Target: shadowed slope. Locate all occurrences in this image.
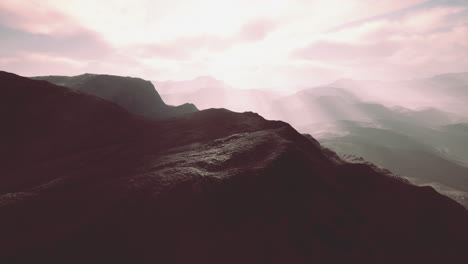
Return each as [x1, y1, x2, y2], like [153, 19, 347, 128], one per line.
[1, 72, 468, 264]
[32, 74, 198, 119]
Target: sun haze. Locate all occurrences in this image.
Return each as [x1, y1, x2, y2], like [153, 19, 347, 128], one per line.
[1, 0, 467, 89]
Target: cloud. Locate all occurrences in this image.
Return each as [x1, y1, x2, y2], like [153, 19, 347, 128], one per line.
[137, 43, 191, 61]
[329, 4, 468, 42]
[0, 51, 154, 78]
[237, 19, 278, 42]
[293, 41, 398, 61]
[288, 3, 468, 81]
[0, 53, 85, 76]
[0, 24, 112, 60]
[133, 35, 228, 60]
[0, 2, 79, 34]
[134, 18, 279, 60]
[0, 0, 467, 87]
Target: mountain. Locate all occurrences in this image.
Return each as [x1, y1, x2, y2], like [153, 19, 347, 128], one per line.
[276, 79, 468, 207]
[154, 76, 282, 116]
[2, 71, 468, 263]
[277, 85, 460, 128]
[154, 74, 466, 127]
[438, 123, 468, 166]
[299, 114, 468, 208]
[329, 72, 468, 116]
[148, 74, 468, 207]
[32, 74, 198, 119]
[309, 120, 468, 208]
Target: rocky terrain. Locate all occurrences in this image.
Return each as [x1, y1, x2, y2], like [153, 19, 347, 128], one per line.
[154, 74, 468, 208]
[32, 74, 198, 119]
[1, 71, 468, 264]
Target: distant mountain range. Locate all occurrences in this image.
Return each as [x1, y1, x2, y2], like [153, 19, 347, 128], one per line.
[32, 74, 198, 119]
[154, 73, 468, 125]
[2, 71, 468, 263]
[154, 76, 283, 115]
[311, 120, 468, 207]
[329, 72, 468, 114]
[152, 72, 468, 208]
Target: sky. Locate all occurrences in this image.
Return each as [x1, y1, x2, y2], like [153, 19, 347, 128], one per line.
[1, 0, 467, 89]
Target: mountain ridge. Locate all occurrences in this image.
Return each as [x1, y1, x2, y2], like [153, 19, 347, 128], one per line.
[32, 73, 198, 119]
[1, 71, 468, 263]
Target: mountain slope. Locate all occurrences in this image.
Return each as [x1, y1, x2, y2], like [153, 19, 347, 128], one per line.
[301, 120, 468, 207]
[329, 72, 468, 116]
[32, 74, 198, 119]
[154, 76, 283, 118]
[1, 71, 468, 264]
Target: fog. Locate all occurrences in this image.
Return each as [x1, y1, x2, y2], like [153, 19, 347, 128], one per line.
[156, 72, 468, 207]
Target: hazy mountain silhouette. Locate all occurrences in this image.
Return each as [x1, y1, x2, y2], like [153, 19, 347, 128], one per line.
[155, 76, 282, 115]
[291, 83, 468, 207]
[155, 73, 468, 208]
[155, 74, 465, 126]
[2, 71, 468, 264]
[329, 72, 468, 116]
[307, 120, 468, 207]
[32, 74, 198, 119]
[277, 86, 459, 127]
[291, 91, 468, 207]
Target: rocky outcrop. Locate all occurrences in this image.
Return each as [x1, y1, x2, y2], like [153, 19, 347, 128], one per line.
[32, 73, 198, 119]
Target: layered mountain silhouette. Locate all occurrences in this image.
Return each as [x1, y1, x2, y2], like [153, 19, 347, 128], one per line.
[329, 73, 468, 115]
[275, 84, 462, 128]
[156, 74, 468, 208]
[2, 71, 468, 263]
[310, 120, 468, 208]
[156, 73, 468, 124]
[290, 89, 468, 208]
[155, 76, 282, 114]
[32, 74, 198, 119]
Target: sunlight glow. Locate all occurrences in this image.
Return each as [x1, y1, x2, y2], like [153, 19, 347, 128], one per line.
[0, 0, 467, 89]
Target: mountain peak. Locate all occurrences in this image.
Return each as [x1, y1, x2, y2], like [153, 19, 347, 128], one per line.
[32, 73, 198, 119]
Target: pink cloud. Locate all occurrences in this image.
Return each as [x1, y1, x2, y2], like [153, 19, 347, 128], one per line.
[330, 6, 468, 42]
[141, 43, 191, 60]
[0, 2, 79, 35]
[136, 19, 278, 60]
[136, 35, 231, 60]
[0, 53, 83, 76]
[0, 24, 113, 60]
[1, 0, 467, 87]
[293, 41, 398, 61]
[237, 19, 277, 42]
